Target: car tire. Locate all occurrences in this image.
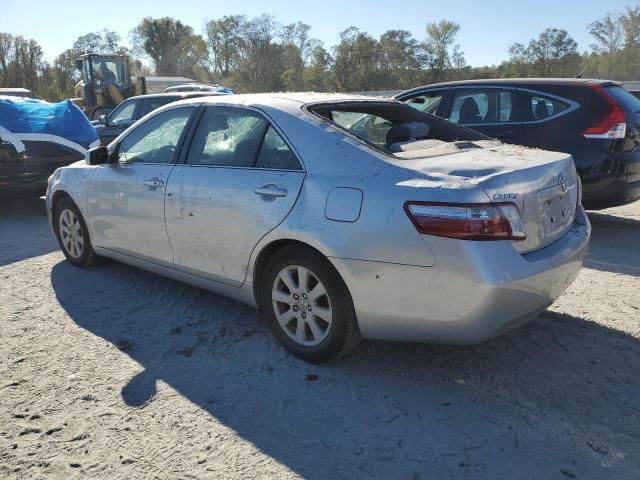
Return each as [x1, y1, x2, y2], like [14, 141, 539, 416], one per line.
[261, 245, 361, 363]
[54, 197, 98, 268]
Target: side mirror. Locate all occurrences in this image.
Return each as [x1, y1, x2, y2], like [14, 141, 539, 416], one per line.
[75, 59, 83, 71]
[98, 115, 108, 125]
[87, 146, 110, 165]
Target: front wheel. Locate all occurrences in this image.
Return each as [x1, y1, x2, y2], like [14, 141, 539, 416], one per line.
[261, 246, 361, 363]
[54, 197, 98, 268]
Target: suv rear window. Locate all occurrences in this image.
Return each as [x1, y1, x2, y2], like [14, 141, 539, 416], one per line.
[518, 92, 570, 122]
[308, 102, 487, 155]
[605, 86, 640, 112]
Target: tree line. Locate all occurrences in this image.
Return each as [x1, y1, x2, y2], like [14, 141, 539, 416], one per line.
[0, 5, 639, 102]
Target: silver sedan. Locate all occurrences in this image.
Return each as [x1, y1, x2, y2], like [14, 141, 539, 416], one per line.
[46, 93, 591, 362]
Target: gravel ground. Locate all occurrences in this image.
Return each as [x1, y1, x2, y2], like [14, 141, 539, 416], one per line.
[0, 196, 639, 480]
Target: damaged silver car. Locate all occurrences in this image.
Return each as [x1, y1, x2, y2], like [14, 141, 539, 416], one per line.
[46, 93, 591, 362]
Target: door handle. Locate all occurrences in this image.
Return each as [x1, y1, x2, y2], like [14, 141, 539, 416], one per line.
[254, 184, 287, 197]
[143, 177, 164, 188]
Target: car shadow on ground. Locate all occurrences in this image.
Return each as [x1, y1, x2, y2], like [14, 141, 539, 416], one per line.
[0, 194, 58, 266]
[583, 211, 640, 277]
[51, 256, 640, 479]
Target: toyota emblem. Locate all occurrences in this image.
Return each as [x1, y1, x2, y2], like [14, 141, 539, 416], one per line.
[559, 173, 568, 193]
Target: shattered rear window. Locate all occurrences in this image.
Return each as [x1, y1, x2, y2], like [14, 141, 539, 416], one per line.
[308, 102, 487, 156]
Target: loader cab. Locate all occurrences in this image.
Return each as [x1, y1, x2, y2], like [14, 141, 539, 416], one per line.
[76, 54, 130, 90]
[75, 54, 137, 119]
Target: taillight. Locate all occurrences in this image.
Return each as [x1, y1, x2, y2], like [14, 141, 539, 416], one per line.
[404, 202, 527, 241]
[583, 85, 626, 139]
[576, 176, 582, 211]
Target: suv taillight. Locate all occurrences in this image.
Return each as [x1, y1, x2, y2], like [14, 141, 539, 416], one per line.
[576, 176, 582, 212]
[583, 85, 627, 140]
[404, 202, 527, 241]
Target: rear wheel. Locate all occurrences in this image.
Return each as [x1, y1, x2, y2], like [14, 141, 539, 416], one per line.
[261, 245, 361, 363]
[54, 197, 98, 268]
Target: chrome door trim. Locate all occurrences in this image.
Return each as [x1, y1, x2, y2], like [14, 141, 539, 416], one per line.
[399, 85, 581, 126]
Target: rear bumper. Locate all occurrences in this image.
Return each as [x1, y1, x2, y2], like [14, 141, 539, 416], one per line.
[582, 177, 640, 210]
[330, 207, 591, 344]
[580, 148, 640, 209]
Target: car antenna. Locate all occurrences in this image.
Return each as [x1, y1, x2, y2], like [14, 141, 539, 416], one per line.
[575, 60, 591, 79]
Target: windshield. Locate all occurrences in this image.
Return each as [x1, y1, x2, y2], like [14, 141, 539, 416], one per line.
[308, 102, 487, 155]
[93, 59, 126, 87]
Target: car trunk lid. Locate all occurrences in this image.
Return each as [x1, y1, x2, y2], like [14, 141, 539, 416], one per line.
[395, 141, 579, 253]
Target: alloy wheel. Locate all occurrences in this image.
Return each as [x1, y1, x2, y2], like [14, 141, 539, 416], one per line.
[58, 208, 84, 259]
[271, 265, 333, 346]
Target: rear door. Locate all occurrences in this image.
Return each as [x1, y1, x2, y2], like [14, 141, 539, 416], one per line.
[446, 87, 524, 142]
[165, 106, 305, 287]
[517, 89, 576, 150]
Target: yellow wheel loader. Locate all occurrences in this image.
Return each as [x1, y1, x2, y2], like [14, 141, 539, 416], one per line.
[71, 54, 147, 120]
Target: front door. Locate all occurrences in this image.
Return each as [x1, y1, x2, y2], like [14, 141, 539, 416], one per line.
[165, 106, 305, 286]
[89, 106, 197, 265]
[99, 98, 138, 145]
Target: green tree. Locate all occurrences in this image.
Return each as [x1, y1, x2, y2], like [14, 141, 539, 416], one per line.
[525, 28, 579, 76]
[280, 21, 319, 91]
[423, 20, 460, 81]
[205, 15, 245, 76]
[619, 6, 640, 79]
[377, 30, 423, 88]
[450, 44, 467, 80]
[589, 13, 623, 74]
[234, 15, 285, 92]
[620, 6, 640, 48]
[0, 33, 43, 93]
[304, 45, 335, 91]
[330, 27, 380, 91]
[502, 42, 532, 77]
[132, 17, 207, 77]
[72, 29, 128, 55]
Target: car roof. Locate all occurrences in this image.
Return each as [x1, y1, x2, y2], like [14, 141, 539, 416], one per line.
[170, 92, 396, 113]
[166, 83, 216, 88]
[126, 92, 227, 101]
[398, 78, 621, 95]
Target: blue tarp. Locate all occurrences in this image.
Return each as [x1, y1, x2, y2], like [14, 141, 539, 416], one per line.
[0, 97, 98, 150]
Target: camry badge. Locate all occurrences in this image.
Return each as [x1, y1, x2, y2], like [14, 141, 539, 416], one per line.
[493, 193, 519, 200]
[559, 173, 568, 193]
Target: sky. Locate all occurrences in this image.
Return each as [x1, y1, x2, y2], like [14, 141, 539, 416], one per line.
[0, 0, 634, 67]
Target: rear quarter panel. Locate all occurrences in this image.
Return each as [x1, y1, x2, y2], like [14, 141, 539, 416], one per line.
[246, 106, 494, 281]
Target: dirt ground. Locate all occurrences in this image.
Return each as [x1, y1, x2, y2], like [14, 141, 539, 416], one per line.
[0, 195, 639, 480]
